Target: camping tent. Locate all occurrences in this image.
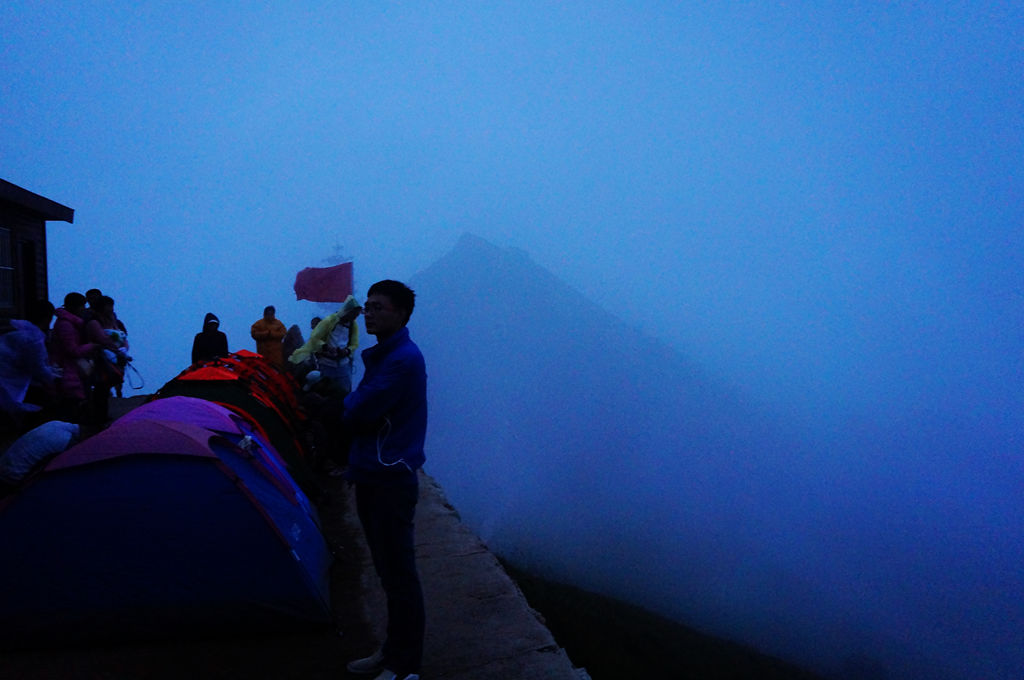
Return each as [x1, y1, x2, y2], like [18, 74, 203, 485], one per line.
[118, 395, 320, 522]
[157, 352, 316, 492]
[0, 416, 332, 648]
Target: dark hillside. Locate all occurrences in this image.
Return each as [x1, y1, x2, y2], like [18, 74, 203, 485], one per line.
[505, 562, 827, 680]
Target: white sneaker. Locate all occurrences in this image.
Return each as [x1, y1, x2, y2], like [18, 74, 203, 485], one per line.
[346, 649, 385, 675]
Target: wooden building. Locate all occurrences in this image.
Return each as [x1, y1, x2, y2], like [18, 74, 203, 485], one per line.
[0, 179, 74, 321]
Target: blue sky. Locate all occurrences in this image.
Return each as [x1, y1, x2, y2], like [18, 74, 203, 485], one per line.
[4, 2, 1023, 676]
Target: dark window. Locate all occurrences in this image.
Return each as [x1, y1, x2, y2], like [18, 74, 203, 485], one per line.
[17, 239, 38, 314]
[0, 227, 12, 309]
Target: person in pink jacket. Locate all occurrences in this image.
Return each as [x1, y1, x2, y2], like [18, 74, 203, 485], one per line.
[48, 292, 98, 422]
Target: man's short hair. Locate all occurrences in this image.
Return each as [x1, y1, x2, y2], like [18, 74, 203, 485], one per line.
[367, 280, 416, 324]
[264, 305, 275, 315]
[64, 292, 86, 310]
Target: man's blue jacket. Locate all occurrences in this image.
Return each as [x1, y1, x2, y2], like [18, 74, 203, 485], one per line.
[343, 326, 427, 483]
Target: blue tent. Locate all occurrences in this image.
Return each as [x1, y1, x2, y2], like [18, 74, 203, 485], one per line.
[0, 416, 332, 648]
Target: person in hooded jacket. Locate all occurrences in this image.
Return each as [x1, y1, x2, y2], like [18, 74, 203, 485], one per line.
[48, 292, 99, 423]
[316, 295, 361, 395]
[0, 300, 60, 430]
[289, 295, 361, 395]
[282, 324, 305, 368]
[192, 313, 229, 364]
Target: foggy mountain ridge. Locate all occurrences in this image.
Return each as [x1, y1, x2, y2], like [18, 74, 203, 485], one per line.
[408, 233, 1017, 680]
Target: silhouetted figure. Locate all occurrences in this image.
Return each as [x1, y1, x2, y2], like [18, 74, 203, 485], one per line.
[282, 324, 304, 366]
[250, 305, 287, 368]
[82, 288, 103, 323]
[86, 296, 128, 416]
[192, 312, 229, 364]
[344, 280, 426, 680]
[48, 293, 98, 424]
[104, 295, 129, 396]
[292, 316, 322, 375]
[0, 300, 59, 431]
[316, 295, 361, 395]
[290, 296, 362, 395]
[288, 300, 361, 473]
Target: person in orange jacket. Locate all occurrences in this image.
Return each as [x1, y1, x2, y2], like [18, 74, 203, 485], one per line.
[250, 305, 287, 368]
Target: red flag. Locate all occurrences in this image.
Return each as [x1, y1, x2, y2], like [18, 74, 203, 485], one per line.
[293, 262, 354, 302]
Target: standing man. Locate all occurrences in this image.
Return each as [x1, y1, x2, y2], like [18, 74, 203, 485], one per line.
[344, 280, 426, 680]
[250, 305, 287, 368]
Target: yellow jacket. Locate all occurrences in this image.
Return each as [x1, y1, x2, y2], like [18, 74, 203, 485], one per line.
[250, 318, 287, 366]
[290, 296, 361, 365]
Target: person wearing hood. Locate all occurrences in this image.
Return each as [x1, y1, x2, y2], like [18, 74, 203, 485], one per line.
[289, 295, 361, 394]
[191, 313, 229, 364]
[48, 292, 99, 422]
[282, 324, 305, 367]
[0, 300, 60, 429]
[317, 295, 361, 394]
[288, 296, 361, 473]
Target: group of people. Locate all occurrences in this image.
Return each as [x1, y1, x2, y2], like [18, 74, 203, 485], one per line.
[0, 288, 131, 432]
[3, 279, 428, 680]
[190, 302, 361, 398]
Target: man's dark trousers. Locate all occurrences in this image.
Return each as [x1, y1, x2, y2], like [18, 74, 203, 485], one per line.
[355, 476, 425, 675]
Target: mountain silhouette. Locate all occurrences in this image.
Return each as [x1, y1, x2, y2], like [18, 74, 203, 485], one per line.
[407, 233, 959, 680]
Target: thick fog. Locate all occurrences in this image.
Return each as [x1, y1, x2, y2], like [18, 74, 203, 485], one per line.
[3, 4, 1022, 678]
[410, 235, 1021, 679]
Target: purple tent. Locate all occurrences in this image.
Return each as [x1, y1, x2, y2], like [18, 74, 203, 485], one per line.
[117, 395, 248, 433]
[115, 396, 313, 511]
[0, 414, 332, 648]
